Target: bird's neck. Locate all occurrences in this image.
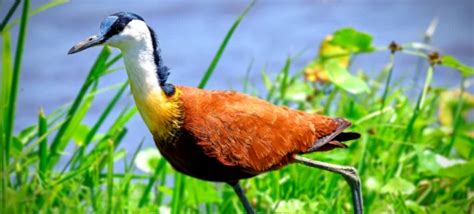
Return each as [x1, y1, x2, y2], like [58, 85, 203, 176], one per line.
[121, 40, 182, 141]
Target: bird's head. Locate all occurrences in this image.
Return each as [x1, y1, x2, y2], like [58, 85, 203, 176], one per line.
[68, 12, 153, 54]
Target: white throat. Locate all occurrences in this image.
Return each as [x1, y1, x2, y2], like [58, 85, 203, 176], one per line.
[109, 20, 163, 98]
[122, 43, 161, 98]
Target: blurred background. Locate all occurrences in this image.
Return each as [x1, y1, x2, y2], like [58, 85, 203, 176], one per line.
[6, 0, 474, 152]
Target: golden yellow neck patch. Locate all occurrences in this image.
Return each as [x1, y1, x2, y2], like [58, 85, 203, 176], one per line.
[132, 86, 183, 142]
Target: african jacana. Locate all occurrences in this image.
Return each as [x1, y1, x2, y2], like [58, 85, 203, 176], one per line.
[69, 12, 363, 214]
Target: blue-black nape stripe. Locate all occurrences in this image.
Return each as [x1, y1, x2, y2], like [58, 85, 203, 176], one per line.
[148, 26, 175, 96]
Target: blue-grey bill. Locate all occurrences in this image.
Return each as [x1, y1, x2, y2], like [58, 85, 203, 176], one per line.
[68, 34, 104, 54]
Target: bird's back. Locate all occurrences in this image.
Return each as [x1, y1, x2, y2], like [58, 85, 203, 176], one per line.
[155, 86, 353, 182]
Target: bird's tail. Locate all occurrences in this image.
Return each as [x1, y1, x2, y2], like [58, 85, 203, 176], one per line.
[306, 118, 360, 153]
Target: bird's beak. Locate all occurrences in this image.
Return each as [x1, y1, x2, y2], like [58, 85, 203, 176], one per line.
[68, 34, 105, 54]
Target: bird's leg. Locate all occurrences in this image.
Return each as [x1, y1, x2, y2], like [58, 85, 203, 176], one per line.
[293, 155, 363, 214]
[229, 182, 255, 214]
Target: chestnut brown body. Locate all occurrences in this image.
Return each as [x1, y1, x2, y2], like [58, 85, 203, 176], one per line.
[155, 86, 353, 183]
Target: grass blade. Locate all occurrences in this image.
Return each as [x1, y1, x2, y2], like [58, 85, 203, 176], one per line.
[197, 0, 255, 89]
[1, 31, 13, 107]
[138, 158, 167, 207]
[4, 0, 69, 31]
[0, 29, 14, 214]
[419, 66, 433, 109]
[279, 57, 291, 102]
[107, 140, 114, 214]
[38, 108, 48, 180]
[446, 77, 466, 154]
[171, 173, 186, 214]
[0, 0, 20, 32]
[242, 58, 254, 93]
[104, 53, 123, 69]
[379, 53, 395, 114]
[106, 105, 138, 135]
[4, 0, 30, 193]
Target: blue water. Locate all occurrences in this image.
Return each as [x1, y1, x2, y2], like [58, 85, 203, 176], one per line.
[5, 0, 473, 159]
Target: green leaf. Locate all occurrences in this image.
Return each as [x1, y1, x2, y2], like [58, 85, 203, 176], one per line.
[157, 185, 173, 196]
[417, 149, 443, 175]
[454, 134, 473, 159]
[439, 160, 474, 178]
[326, 60, 370, 94]
[330, 28, 374, 53]
[417, 149, 467, 176]
[441, 55, 474, 77]
[71, 124, 91, 146]
[113, 149, 126, 162]
[10, 137, 24, 158]
[16, 125, 36, 144]
[381, 177, 416, 195]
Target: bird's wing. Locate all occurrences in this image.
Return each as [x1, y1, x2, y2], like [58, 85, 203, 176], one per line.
[177, 86, 347, 174]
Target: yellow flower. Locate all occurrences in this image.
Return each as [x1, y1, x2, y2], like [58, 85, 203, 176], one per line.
[304, 35, 351, 83]
[304, 60, 329, 83]
[438, 89, 474, 136]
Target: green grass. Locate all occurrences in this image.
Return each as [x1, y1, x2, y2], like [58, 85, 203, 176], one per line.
[1, 1, 473, 213]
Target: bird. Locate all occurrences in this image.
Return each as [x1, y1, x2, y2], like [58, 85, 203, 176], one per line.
[68, 12, 363, 214]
